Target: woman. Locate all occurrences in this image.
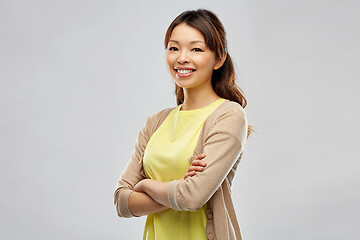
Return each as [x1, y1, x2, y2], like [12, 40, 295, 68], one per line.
[114, 9, 254, 240]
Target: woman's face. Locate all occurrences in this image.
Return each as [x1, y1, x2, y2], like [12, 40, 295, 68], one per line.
[166, 23, 221, 90]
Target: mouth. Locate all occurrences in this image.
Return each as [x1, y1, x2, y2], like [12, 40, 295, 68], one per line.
[174, 68, 196, 77]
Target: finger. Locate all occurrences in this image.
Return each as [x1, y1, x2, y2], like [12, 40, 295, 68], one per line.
[184, 171, 196, 179]
[194, 153, 206, 160]
[188, 166, 205, 172]
[195, 153, 205, 159]
[184, 172, 192, 179]
[191, 159, 207, 167]
[186, 166, 201, 174]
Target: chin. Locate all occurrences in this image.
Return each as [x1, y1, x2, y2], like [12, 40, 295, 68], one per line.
[174, 80, 193, 89]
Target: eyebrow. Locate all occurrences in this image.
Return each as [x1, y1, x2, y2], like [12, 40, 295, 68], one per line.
[168, 39, 206, 45]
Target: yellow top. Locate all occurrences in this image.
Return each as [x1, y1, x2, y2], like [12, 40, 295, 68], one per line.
[142, 98, 226, 240]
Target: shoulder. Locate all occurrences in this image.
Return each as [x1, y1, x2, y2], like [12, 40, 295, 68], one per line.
[143, 106, 176, 133]
[220, 99, 246, 113]
[208, 100, 247, 125]
[147, 107, 175, 122]
[202, 100, 248, 141]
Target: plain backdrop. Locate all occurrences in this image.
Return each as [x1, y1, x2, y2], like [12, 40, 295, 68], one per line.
[1, 0, 359, 239]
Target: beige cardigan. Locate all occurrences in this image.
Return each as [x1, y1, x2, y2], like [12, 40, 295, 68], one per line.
[114, 99, 248, 240]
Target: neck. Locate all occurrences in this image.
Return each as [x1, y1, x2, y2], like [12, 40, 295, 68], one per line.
[180, 83, 221, 111]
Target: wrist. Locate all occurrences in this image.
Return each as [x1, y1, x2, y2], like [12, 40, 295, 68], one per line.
[141, 179, 153, 192]
[134, 179, 149, 192]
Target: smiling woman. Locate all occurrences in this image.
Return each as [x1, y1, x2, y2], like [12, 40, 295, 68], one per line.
[114, 9, 255, 240]
[166, 23, 225, 96]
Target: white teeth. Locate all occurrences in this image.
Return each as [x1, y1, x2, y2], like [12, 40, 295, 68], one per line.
[176, 69, 194, 74]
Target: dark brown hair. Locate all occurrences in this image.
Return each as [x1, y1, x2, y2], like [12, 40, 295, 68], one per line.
[164, 9, 255, 137]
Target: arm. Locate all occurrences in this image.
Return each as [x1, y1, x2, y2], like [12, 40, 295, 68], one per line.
[114, 110, 170, 217]
[133, 108, 247, 212]
[128, 153, 207, 215]
[168, 107, 248, 211]
[133, 179, 171, 208]
[128, 191, 169, 216]
[115, 184, 168, 217]
[132, 153, 208, 208]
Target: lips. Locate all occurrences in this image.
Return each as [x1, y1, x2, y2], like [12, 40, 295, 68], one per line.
[174, 67, 196, 77]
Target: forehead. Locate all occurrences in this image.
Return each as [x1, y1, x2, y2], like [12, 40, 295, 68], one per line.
[169, 23, 205, 43]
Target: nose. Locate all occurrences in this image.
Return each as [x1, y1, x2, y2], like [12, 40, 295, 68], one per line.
[177, 50, 189, 64]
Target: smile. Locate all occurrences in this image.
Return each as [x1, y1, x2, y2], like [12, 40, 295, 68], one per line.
[176, 69, 195, 74]
[174, 68, 196, 77]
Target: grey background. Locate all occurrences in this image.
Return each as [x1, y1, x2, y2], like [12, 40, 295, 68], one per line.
[1, 0, 359, 239]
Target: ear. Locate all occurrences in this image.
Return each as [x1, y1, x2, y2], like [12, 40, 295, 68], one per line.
[213, 54, 227, 70]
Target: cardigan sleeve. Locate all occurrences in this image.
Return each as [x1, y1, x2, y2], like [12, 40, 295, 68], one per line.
[114, 114, 154, 218]
[168, 107, 248, 211]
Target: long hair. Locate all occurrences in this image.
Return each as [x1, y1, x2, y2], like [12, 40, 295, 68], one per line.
[164, 9, 255, 137]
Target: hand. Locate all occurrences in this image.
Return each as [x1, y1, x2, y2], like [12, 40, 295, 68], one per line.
[184, 153, 207, 179]
[133, 179, 147, 192]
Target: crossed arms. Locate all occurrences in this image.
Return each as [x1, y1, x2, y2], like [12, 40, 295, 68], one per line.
[114, 107, 247, 217]
[126, 154, 207, 216]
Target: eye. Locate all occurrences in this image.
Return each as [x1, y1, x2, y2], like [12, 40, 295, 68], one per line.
[192, 48, 203, 52]
[168, 46, 178, 51]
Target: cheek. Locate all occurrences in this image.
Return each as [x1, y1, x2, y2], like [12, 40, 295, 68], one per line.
[195, 52, 214, 63]
[166, 53, 176, 66]
[197, 55, 216, 71]
[165, 55, 171, 70]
